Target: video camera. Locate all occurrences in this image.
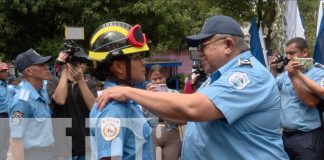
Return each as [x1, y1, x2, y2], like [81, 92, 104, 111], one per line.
[275, 55, 289, 73]
[58, 27, 88, 65]
[62, 40, 89, 64]
[192, 62, 207, 90]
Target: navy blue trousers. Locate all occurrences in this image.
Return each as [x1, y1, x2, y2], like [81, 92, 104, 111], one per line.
[283, 128, 324, 160]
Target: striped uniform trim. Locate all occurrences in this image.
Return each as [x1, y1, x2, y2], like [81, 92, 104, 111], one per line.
[18, 89, 30, 102]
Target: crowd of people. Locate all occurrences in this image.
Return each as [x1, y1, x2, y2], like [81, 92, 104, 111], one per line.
[0, 14, 323, 160]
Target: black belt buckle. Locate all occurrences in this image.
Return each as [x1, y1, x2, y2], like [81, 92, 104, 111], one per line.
[283, 128, 304, 136]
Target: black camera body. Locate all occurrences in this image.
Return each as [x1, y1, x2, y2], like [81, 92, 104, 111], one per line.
[59, 40, 90, 66]
[275, 55, 289, 73]
[192, 62, 208, 90]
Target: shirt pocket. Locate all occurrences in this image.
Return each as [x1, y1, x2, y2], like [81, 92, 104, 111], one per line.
[284, 79, 295, 96]
[33, 102, 51, 122]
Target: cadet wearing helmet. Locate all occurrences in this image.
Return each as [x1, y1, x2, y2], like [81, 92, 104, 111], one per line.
[88, 22, 153, 160]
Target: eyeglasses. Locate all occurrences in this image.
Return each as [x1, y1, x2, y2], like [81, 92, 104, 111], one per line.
[198, 38, 226, 53]
[189, 38, 226, 61]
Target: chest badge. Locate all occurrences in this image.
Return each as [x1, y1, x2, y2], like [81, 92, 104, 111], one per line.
[101, 118, 121, 141]
[229, 72, 250, 90]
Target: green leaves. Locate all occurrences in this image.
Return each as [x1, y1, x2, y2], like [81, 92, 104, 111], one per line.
[0, 0, 318, 61]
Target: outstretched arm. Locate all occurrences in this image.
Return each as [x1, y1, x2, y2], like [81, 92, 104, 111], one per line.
[96, 86, 224, 122]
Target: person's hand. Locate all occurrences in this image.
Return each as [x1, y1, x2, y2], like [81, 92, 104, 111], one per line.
[96, 86, 130, 110]
[67, 64, 84, 83]
[269, 56, 278, 74]
[57, 52, 69, 63]
[286, 60, 302, 78]
[146, 83, 158, 92]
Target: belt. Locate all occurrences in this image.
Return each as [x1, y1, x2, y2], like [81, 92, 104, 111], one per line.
[283, 127, 321, 137]
[0, 112, 8, 118]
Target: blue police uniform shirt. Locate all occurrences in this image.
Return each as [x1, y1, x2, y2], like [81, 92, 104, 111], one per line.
[7, 84, 18, 97]
[277, 64, 324, 131]
[182, 51, 289, 160]
[90, 80, 154, 160]
[9, 81, 54, 149]
[0, 80, 10, 113]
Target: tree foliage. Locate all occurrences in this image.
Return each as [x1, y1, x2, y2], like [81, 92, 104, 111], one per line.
[0, 0, 319, 61]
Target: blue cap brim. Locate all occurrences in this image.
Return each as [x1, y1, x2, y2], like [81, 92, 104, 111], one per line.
[33, 56, 52, 65]
[186, 33, 214, 47]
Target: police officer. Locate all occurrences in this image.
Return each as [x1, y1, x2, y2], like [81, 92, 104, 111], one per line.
[0, 62, 10, 160]
[7, 75, 19, 97]
[96, 15, 289, 159]
[270, 37, 324, 159]
[10, 49, 55, 160]
[88, 21, 154, 160]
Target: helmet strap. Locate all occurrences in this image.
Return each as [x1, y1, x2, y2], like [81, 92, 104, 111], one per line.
[125, 58, 133, 86]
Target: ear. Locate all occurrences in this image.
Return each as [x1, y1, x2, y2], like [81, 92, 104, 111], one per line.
[224, 38, 235, 55]
[111, 61, 125, 75]
[24, 68, 33, 76]
[302, 48, 309, 57]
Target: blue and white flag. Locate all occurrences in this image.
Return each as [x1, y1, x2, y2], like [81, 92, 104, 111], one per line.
[285, 0, 305, 40]
[249, 17, 266, 67]
[314, 1, 324, 65]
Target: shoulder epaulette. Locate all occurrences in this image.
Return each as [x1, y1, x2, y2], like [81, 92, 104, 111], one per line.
[18, 89, 30, 102]
[314, 63, 324, 69]
[238, 58, 253, 67]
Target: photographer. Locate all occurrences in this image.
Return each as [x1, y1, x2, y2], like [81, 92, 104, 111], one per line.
[191, 62, 207, 91]
[47, 50, 97, 160]
[270, 37, 324, 160]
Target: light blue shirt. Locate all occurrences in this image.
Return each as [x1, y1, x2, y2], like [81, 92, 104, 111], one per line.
[0, 80, 10, 113]
[7, 84, 18, 97]
[182, 51, 288, 160]
[90, 80, 154, 160]
[9, 81, 54, 149]
[277, 65, 324, 131]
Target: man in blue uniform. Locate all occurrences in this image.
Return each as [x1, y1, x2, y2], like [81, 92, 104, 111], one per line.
[270, 37, 324, 159]
[7, 75, 19, 97]
[9, 49, 55, 160]
[0, 62, 10, 160]
[88, 21, 154, 160]
[96, 15, 289, 159]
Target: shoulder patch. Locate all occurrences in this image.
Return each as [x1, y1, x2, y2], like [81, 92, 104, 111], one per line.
[229, 72, 250, 90]
[12, 111, 24, 126]
[18, 89, 30, 102]
[101, 118, 120, 141]
[320, 78, 324, 87]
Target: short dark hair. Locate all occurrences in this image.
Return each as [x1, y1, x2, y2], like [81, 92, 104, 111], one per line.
[286, 37, 308, 50]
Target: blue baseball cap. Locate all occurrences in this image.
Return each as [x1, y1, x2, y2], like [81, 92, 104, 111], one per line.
[15, 48, 52, 72]
[186, 15, 244, 47]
